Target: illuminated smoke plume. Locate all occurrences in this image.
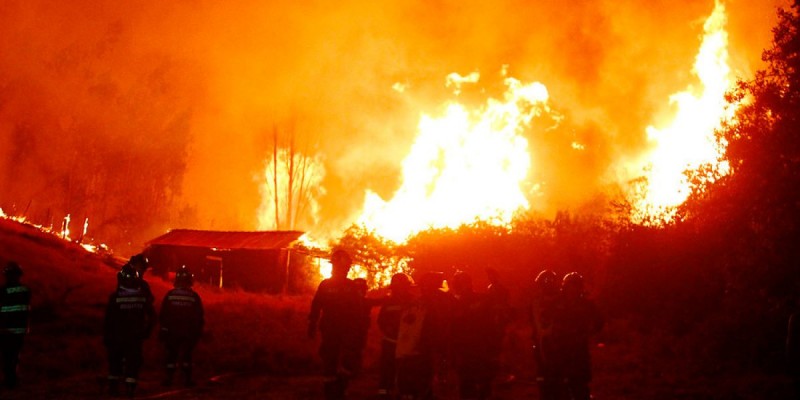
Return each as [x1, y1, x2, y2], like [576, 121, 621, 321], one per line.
[0, 0, 785, 250]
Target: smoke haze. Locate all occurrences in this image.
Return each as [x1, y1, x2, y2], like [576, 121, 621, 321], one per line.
[0, 0, 785, 251]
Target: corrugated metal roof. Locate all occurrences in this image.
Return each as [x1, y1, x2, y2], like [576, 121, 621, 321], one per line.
[146, 229, 304, 250]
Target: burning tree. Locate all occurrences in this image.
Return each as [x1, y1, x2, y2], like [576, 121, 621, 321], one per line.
[600, 1, 800, 369]
[626, 1, 736, 225]
[685, 0, 800, 300]
[258, 123, 325, 231]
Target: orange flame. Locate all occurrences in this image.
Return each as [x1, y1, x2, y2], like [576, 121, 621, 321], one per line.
[0, 208, 107, 254]
[316, 256, 408, 288]
[628, 1, 735, 223]
[358, 71, 550, 242]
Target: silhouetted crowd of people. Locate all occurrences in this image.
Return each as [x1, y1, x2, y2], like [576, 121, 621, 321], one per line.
[308, 249, 605, 400]
[0, 248, 603, 399]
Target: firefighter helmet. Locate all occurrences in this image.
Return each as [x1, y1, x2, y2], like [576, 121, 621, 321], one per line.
[353, 277, 368, 296]
[331, 249, 352, 265]
[129, 254, 148, 269]
[330, 249, 352, 277]
[562, 272, 585, 295]
[449, 271, 473, 295]
[174, 265, 193, 288]
[535, 269, 558, 289]
[4, 262, 22, 278]
[390, 273, 414, 290]
[118, 264, 140, 289]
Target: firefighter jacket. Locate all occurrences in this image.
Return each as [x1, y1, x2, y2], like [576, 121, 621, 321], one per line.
[378, 294, 416, 342]
[104, 286, 156, 344]
[309, 278, 363, 335]
[555, 296, 603, 346]
[0, 284, 31, 335]
[451, 291, 495, 361]
[395, 301, 426, 359]
[553, 296, 603, 381]
[159, 287, 204, 340]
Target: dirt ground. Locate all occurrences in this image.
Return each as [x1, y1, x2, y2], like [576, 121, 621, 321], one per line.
[0, 353, 794, 400]
[0, 370, 539, 400]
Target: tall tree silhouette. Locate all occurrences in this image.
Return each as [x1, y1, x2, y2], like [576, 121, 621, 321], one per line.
[259, 123, 325, 231]
[683, 1, 800, 305]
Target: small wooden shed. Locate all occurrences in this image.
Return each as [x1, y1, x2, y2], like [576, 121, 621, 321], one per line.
[144, 229, 310, 294]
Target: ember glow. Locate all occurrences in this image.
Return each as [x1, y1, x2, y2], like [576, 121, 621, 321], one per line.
[0, 208, 107, 254]
[316, 256, 408, 288]
[358, 72, 550, 242]
[628, 1, 735, 224]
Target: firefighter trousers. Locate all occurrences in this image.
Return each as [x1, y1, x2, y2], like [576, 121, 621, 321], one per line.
[106, 339, 144, 384]
[0, 334, 24, 388]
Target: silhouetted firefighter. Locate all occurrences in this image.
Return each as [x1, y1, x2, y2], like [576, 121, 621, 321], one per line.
[554, 272, 604, 400]
[417, 271, 454, 397]
[159, 265, 204, 387]
[484, 268, 511, 385]
[449, 271, 499, 400]
[530, 269, 561, 400]
[0, 262, 30, 389]
[377, 273, 416, 398]
[351, 277, 372, 370]
[787, 300, 800, 399]
[104, 264, 156, 397]
[308, 249, 365, 400]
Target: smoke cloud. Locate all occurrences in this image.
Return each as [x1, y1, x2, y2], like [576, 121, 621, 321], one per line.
[0, 0, 786, 251]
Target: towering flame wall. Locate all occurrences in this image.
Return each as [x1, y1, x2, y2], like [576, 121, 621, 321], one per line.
[358, 73, 550, 242]
[356, 1, 740, 240]
[0, 0, 784, 249]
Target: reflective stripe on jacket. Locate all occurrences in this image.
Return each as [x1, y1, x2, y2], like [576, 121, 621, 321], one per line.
[0, 285, 31, 334]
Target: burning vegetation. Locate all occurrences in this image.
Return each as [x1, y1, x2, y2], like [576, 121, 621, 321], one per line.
[0, 0, 782, 253]
[1, 0, 800, 397]
[0, 0, 788, 288]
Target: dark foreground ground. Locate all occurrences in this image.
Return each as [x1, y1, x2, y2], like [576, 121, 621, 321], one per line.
[0, 218, 796, 399]
[0, 323, 794, 400]
[0, 362, 793, 400]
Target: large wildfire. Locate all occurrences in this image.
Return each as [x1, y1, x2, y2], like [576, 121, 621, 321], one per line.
[626, 2, 736, 224]
[0, 0, 784, 280]
[312, 1, 750, 281]
[358, 71, 550, 242]
[356, 1, 736, 240]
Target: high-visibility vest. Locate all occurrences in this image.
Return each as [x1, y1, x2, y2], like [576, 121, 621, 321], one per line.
[0, 285, 31, 335]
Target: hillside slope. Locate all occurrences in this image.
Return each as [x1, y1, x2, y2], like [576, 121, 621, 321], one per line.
[0, 218, 322, 399]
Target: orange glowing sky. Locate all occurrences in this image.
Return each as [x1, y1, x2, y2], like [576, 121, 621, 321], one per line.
[0, 0, 787, 249]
